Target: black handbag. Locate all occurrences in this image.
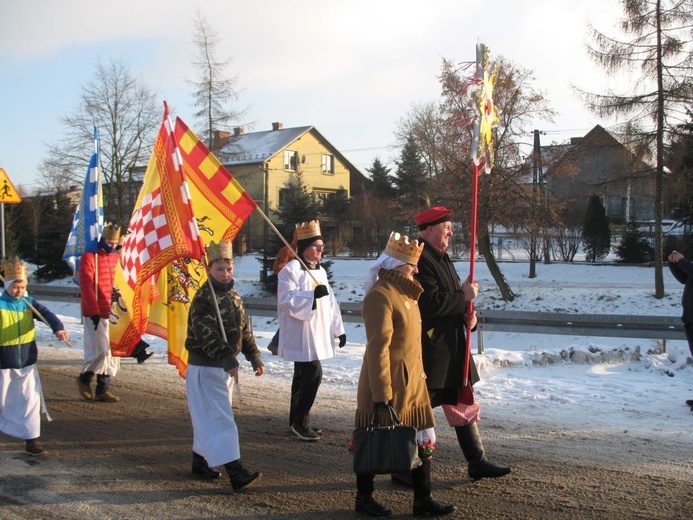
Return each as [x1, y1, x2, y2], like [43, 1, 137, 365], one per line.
[352, 404, 420, 475]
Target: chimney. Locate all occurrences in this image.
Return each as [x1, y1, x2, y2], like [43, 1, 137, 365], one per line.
[272, 122, 283, 131]
[213, 130, 230, 149]
[233, 127, 244, 137]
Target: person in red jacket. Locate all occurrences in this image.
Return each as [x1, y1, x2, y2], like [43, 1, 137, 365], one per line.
[76, 224, 123, 403]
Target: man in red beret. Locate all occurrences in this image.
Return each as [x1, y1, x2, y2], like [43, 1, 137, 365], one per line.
[405, 205, 512, 483]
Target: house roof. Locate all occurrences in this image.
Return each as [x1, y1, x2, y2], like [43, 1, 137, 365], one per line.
[546, 124, 655, 179]
[220, 126, 313, 165]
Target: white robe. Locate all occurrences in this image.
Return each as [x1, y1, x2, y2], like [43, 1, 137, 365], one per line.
[0, 365, 47, 440]
[81, 318, 119, 376]
[277, 259, 345, 362]
[186, 365, 240, 468]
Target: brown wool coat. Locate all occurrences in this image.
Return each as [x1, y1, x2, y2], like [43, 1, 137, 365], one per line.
[355, 269, 435, 432]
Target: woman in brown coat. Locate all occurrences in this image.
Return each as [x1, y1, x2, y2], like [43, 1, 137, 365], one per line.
[353, 232, 455, 517]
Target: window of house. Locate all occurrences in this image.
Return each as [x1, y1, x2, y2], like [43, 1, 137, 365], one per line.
[284, 150, 298, 172]
[314, 190, 331, 207]
[321, 153, 334, 175]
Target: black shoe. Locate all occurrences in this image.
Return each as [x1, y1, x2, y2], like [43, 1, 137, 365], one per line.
[686, 399, 693, 407]
[136, 351, 154, 364]
[413, 496, 456, 516]
[390, 471, 413, 487]
[192, 452, 221, 479]
[355, 494, 392, 517]
[468, 460, 512, 481]
[229, 468, 262, 490]
[290, 423, 320, 441]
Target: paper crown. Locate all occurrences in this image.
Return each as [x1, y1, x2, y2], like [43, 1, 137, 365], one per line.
[206, 239, 234, 263]
[102, 223, 121, 241]
[295, 220, 322, 241]
[2, 257, 28, 284]
[384, 232, 424, 265]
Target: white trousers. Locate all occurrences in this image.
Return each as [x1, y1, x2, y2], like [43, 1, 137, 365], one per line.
[81, 318, 120, 376]
[186, 365, 240, 468]
[0, 365, 48, 440]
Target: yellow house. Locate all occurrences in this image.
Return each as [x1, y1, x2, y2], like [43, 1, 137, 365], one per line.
[217, 122, 365, 251]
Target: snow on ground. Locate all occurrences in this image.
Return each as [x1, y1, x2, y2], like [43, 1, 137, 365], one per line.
[28, 254, 693, 444]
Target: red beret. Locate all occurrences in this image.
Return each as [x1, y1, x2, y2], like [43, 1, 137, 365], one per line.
[413, 206, 453, 228]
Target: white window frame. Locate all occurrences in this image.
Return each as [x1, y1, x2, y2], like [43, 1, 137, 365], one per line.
[284, 150, 298, 172]
[321, 153, 334, 175]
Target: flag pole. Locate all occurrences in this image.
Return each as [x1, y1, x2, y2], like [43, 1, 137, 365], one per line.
[253, 205, 321, 285]
[463, 162, 481, 386]
[0, 273, 73, 348]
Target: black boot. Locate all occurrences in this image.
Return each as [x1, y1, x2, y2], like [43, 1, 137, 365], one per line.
[455, 423, 512, 481]
[224, 459, 262, 490]
[355, 494, 392, 517]
[192, 451, 221, 479]
[411, 459, 456, 516]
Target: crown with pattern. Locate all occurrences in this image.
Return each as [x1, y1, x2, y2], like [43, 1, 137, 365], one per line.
[384, 232, 424, 265]
[2, 257, 28, 284]
[206, 239, 234, 263]
[102, 223, 121, 241]
[295, 220, 322, 241]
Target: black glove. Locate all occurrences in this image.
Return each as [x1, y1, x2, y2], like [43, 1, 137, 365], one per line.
[338, 334, 347, 348]
[90, 315, 100, 330]
[314, 285, 329, 299]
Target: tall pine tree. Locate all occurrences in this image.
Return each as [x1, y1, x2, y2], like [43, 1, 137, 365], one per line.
[393, 133, 427, 209]
[582, 195, 611, 262]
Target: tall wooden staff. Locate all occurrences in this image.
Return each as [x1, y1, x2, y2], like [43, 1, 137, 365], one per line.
[463, 41, 498, 386]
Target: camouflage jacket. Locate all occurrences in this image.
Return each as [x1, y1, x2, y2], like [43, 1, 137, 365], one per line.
[185, 279, 263, 372]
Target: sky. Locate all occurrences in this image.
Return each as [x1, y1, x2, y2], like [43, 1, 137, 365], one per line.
[28, 254, 693, 447]
[0, 0, 626, 195]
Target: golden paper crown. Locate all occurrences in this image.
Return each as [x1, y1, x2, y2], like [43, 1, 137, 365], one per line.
[102, 223, 121, 241]
[384, 232, 424, 265]
[206, 239, 234, 263]
[2, 257, 28, 284]
[295, 220, 322, 241]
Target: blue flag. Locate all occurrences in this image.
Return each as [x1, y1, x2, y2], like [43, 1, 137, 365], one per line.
[62, 127, 104, 285]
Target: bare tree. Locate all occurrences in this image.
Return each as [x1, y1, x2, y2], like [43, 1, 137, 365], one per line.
[398, 55, 555, 300]
[188, 13, 245, 152]
[576, 0, 693, 298]
[43, 58, 160, 225]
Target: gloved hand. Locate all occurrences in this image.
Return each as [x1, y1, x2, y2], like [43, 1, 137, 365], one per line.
[338, 334, 347, 348]
[90, 315, 100, 330]
[314, 285, 329, 299]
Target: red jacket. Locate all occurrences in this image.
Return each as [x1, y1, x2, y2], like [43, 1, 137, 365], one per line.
[80, 248, 119, 318]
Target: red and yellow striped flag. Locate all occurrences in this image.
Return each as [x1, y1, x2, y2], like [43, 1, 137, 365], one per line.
[110, 104, 204, 357]
[147, 117, 258, 376]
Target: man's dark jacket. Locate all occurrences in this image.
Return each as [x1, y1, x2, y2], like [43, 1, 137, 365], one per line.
[415, 240, 479, 407]
[669, 258, 693, 324]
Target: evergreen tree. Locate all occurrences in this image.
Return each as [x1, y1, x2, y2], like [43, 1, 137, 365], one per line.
[582, 195, 611, 262]
[393, 133, 427, 208]
[615, 221, 653, 263]
[261, 172, 320, 293]
[188, 14, 245, 152]
[367, 156, 395, 199]
[34, 190, 75, 280]
[578, 0, 693, 296]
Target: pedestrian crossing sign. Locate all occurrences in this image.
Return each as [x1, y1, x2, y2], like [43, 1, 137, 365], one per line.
[0, 168, 21, 204]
